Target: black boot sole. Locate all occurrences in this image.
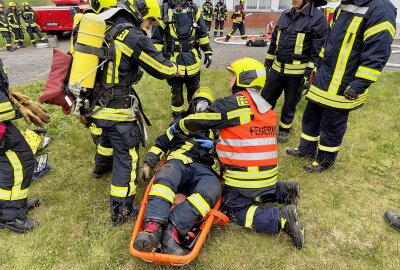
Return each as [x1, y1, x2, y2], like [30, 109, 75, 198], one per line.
[133, 232, 158, 252]
[384, 214, 400, 233]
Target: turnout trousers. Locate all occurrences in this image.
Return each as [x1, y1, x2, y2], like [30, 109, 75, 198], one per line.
[0, 31, 11, 48]
[204, 20, 211, 34]
[261, 69, 303, 132]
[145, 159, 222, 235]
[298, 101, 349, 167]
[214, 20, 225, 37]
[11, 28, 24, 45]
[0, 122, 34, 221]
[26, 26, 45, 43]
[221, 182, 288, 234]
[93, 121, 141, 206]
[227, 22, 246, 39]
[167, 74, 200, 118]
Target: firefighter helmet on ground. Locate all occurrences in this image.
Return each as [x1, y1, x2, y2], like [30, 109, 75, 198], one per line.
[22, 2, 29, 6]
[8, 2, 16, 7]
[89, 0, 118, 14]
[119, 0, 162, 25]
[227, 58, 266, 90]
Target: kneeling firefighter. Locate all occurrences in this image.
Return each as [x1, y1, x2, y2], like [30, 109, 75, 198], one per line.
[67, 0, 177, 225]
[152, 0, 213, 119]
[171, 58, 305, 249]
[134, 87, 222, 255]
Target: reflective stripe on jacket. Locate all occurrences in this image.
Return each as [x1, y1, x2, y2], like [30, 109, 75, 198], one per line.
[216, 91, 278, 167]
[307, 0, 396, 111]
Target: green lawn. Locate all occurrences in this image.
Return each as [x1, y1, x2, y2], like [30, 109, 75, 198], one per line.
[1, 70, 400, 270]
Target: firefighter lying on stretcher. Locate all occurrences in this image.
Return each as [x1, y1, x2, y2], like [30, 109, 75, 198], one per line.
[134, 87, 222, 255]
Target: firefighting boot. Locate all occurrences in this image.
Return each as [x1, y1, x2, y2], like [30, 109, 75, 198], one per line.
[277, 130, 289, 143]
[6, 46, 13, 52]
[277, 205, 304, 249]
[0, 217, 38, 233]
[280, 182, 300, 205]
[92, 167, 112, 179]
[303, 161, 331, 173]
[224, 36, 230, 42]
[27, 198, 41, 211]
[110, 201, 139, 226]
[18, 42, 25, 48]
[32, 41, 36, 47]
[384, 211, 400, 232]
[133, 221, 163, 251]
[161, 223, 186, 255]
[286, 147, 316, 158]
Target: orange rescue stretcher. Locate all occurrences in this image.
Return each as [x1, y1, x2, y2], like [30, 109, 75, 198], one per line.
[129, 171, 229, 266]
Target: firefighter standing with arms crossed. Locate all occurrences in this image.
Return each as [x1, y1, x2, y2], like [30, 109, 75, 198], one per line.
[287, 0, 396, 172]
[202, 0, 213, 35]
[69, 0, 177, 225]
[6, 2, 24, 48]
[261, 0, 328, 143]
[21, 2, 47, 46]
[213, 0, 227, 37]
[0, 3, 13, 52]
[152, 0, 213, 119]
[170, 58, 305, 249]
[225, 0, 246, 42]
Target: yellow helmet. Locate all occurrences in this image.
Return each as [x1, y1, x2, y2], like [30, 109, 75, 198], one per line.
[193, 87, 215, 104]
[227, 58, 266, 90]
[8, 2, 16, 7]
[119, 0, 162, 25]
[89, 0, 117, 13]
[191, 87, 215, 112]
[22, 2, 29, 6]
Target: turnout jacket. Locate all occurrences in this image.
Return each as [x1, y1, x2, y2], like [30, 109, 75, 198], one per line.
[6, 8, 22, 29]
[202, 1, 213, 22]
[0, 12, 10, 32]
[231, 3, 245, 24]
[266, 3, 328, 76]
[176, 89, 279, 197]
[0, 59, 15, 123]
[75, 9, 177, 127]
[214, 1, 227, 21]
[307, 0, 396, 111]
[21, 7, 37, 27]
[152, 0, 212, 77]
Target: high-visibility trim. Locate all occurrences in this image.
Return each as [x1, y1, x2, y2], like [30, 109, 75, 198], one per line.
[6, 150, 24, 200]
[245, 205, 258, 229]
[139, 51, 177, 76]
[166, 125, 175, 141]
[254, 196, 262, 203]
[187, 193, 211, 217]
[301, 132, 320, 142]
[195, 9, 201, 21]
[265, 53, 275, 60]
[0, 187, 28, 200]
[219, 137, 276, 147]
[154, 43, 163, 52]
[171, 104, 185, 113]
[307, 84, 367, 110]
[199, 36, 209, 45]
[328, 16, 363, 95]
[272, 60, 308, 75]
[340, 4, 368, 14]
[364, 21, 396, 41]
[0, 110, 15, 121]
[225, 166, 278, 180]
[182, 112, 222, 123]
[276, 30, 281, 47]
[149, 146, 165, 157]
[318, 144, 340, 152]
[97, 145, 113, 156]
[149, 184, 175, 203]
[89, 123, 102, 135]
[91, 107, 136, 122]
[217, 150, 277, 161]
[168, 142, 194, 164]
[224, 174, 278, 189]
[227, 108, 252, 125]
[355, 66, 381, 82]
[279, 121, 292, 129]
[294, 33, 305, 55]
[319, 47, 325, 58]
[0, 101, 13, 112]
[110, 184, 128, 198]
[128, 147, 138, 196]
[115, 40, 133, 56]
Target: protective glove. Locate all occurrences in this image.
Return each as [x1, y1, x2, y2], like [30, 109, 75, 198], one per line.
[140, 164, 153, 182]
[195, 139, 214, 149]
[23, 100, 51, 124]
[167, 123, 178, 138]
[344, 87, 360, 100]
[204, 54, 212, 68]
[264, 58, 273, 72]
[0, 122, 6, 141]
[9, 92, 51, 126]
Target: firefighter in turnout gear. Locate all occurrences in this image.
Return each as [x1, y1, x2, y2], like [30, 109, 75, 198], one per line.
[172, 58, 305, 249]
[6, 2, 24, 48]
[0, 58, 41, 233]
[287, 0, 396, 172]
[261, 0, 328, 143]
[225, 0, 246, 42]
[0, 3, 13, 52]
[213, 0, 227, 37]
[152, 0, 213, 119]
[202, 0, 213, 34]
[133, 87, 222, 255]
[71, 0, 177, 226]
[21, 2, 47, 46]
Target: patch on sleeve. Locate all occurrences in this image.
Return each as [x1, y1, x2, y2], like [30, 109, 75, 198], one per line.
[116, 29, 129, 41]
[236, 96, 249, 106]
